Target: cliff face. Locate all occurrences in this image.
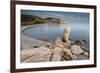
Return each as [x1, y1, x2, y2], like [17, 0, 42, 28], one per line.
[21, 15, 65, 25]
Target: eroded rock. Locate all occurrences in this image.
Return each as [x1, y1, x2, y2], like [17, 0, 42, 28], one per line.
[21, 37, 89, 62]
[62, 48, 72, 60]
[54, 36, 64, 48]
[70, 45, 83, 55]
[51, 47, 62, 61]
[82, 51, 89, 57]
[62, 48, 77, 60]
[62, 25, 70, 42]
[21, 46, 52, 62]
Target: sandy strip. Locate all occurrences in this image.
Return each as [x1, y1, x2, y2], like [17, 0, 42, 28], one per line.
[21, 25, 49, 50]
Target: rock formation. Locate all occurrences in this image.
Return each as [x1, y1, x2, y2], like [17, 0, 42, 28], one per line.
[62, 25, 70, 43]
[21, 24, 89, 62]
[51, 47, 62, 61]
[21, 46, 52, 62]
[70, 45, 83, 55]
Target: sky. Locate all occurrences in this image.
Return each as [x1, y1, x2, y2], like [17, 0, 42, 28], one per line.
[21, 9, 90, 27]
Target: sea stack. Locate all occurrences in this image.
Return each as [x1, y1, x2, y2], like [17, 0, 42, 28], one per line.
[62, 25, 70, 42]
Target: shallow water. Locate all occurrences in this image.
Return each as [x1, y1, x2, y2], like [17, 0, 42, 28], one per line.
[23, 24, 89, 47]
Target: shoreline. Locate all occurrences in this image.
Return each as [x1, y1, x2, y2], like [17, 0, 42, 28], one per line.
[21, 24, 50, 50]
[21, 24, 89, 62]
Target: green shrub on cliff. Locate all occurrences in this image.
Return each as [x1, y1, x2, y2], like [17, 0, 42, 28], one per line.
[21, 14, 65, 26]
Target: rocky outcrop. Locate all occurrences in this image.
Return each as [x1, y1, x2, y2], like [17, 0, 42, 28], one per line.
[62, 25, 70, 43]
[70, 45, 83, 55]
[21, 24, 89, 62]
[51, 47, 62, 61]
[21, 46, 52, 62]
[62, 48, 74, 60]
[21, 36, 89, 62]
[54, 36, 64, 48]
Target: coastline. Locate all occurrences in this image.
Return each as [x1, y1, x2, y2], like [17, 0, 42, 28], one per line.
[21, 24, 50, 50]
[21, 24, 89, 62]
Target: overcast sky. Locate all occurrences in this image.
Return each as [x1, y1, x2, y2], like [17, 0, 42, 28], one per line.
[21, 10, 90, 26]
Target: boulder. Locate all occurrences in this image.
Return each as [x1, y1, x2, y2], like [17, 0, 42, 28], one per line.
[51, 53, 62, 61]
[45, 43, 51, 48]
[62, 48, 72, 60]
[62, 48, 77, 60]
[50, 47, 62, 61]
[54, 36, 64, 48]
[80, 40, 87, 45]
[21, 46, 52, 62]
[75, 40, 87, 45]
[71, 55, 77, 60]
[82, 51, 89, 57]
[70, 45, 83, 55]
[21, 48, 36, 61]
[63, 40, 71, 48]
[81, 45, 89, 52]
[74, 40, 81, 45]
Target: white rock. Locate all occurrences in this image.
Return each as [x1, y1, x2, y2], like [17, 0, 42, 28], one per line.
[21, 46, 52, 62]
[51, 47, 62, 61]
[71, 45, 83, 55]
[51, 53, 62, 61]
[21, 48, 36, 61]
[63, 48, 78, 60]
[64, 49, 72, 59]
[54, 37, 64, 48]
[53, 47, 62, 53]
[63, 48, 72, 57]
[62, 25, 70, 42]
[83, 51, 89, 57]
[71, 55, 77, 60]
[63, 41, 71, 48]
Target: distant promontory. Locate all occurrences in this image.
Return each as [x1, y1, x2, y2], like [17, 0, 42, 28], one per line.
[21, 14, 65, 26]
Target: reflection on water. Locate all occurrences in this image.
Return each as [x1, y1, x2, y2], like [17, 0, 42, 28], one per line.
[23, 24, 89, 47]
